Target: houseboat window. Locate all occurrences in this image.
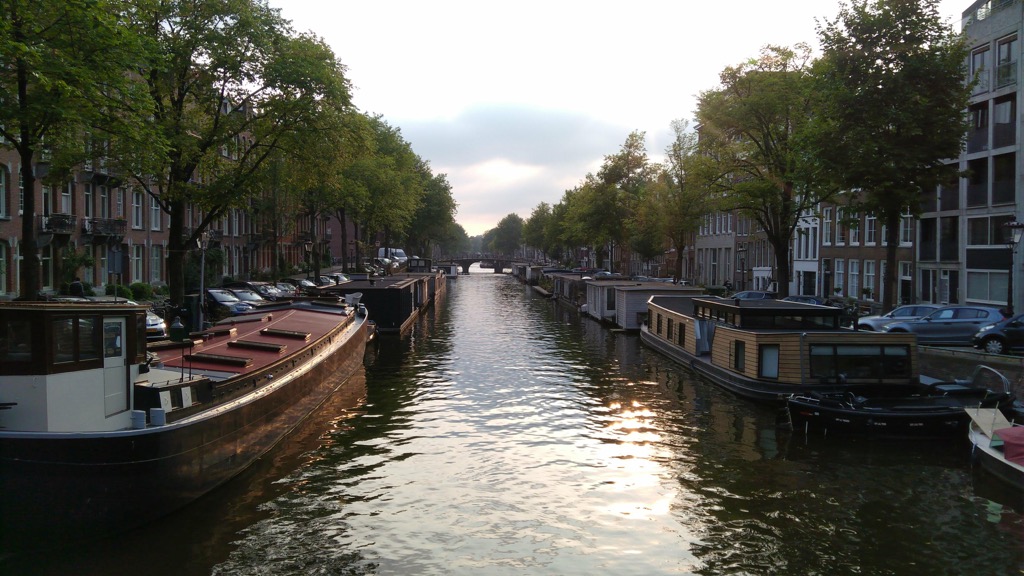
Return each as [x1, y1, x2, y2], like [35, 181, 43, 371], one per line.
[52, 316, 100, 364]
[808, 344, 911, 380]
[759, 345, 779, 379]
[734, 341, 746, 371]
[606, 290, 615, 311]
[104, 321, 123, 358]
[2, 319, 32, 362]
[667, 319, 674, 341]
[656, 314, 663, 334]
[677, 324, 685, 346]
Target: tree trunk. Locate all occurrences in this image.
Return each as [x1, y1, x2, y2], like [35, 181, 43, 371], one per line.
[18, 147, 40, 300]
[882, 212, 901, 312]
[167, 198, 187, 306]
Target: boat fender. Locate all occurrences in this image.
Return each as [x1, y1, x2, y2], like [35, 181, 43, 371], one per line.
[130, 410, 147, 429]
[150, 408, 166, 426]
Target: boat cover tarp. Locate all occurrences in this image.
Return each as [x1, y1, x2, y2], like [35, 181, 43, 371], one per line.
[994, 425, 1024, 466]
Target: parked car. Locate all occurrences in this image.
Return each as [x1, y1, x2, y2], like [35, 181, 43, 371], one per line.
[973, 314, 1024, 354]
[731, 290, 777, 300]
[881, 305, 1007, 345]
[326, 273, 349, 285]
[856, 304, 940, 331]
[781, 295, 833, 306]
[226, 288, 270, 308]
[224, 281, 282, 300]
[206, 289, 254, 320]
[86, 296, 168, 340]
[274, 282, 297, 297]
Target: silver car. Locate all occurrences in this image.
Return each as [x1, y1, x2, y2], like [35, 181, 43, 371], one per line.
[881, 305, 1007, 345]
[856, 304, 940, 331]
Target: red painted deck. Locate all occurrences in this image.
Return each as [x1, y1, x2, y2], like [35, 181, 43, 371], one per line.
[153, 307, 354, 378]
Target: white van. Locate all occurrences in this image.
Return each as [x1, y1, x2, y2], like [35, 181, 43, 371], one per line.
[377, 247, 408, 265]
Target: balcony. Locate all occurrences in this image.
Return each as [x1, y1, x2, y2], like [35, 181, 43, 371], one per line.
[39, 213, 76, 235]
[83, 217, 127, 237]
[996, 61, 1017, 89]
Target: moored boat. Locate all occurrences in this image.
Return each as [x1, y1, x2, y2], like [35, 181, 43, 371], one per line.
[0, 297, 368, 550]
[782, 365, 1016, 439]
[641, 295, 921, 402]
[966, 406, 1024, 490]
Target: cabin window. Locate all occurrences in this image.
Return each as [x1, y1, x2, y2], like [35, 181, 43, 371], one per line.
[606, 289, 615, 311]
[667, 319, 674, 341]
[2, 319, 32, 362]
[734, 341, 745, 372]
[677, 324, 685, 346]
[52, 316, 100, 364]
[758, 345, 779, 379]
[809, 344, 911, 381]
[103, 321, 123, 358]
[656, 314, 663, 335]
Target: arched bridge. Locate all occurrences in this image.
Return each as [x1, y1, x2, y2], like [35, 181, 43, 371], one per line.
[440, 253, 510, 274]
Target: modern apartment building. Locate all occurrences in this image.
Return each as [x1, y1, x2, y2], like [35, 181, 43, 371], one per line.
[916, 0, 1020, 310]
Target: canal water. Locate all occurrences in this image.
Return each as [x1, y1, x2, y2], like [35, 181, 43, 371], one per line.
[5, 270, 1024, 575]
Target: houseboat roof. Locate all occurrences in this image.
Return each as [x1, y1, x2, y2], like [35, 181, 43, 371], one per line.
[649, 295, 845, 331]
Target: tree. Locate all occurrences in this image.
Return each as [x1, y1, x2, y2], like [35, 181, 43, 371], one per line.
[523, 202, 554, 261]
[125, 0, 353, 304]
[0, 0, 151, 300]
[813, 0, 972, 311]
[697, 44, 837, 298]
[659, 119, 724, 282]
[490, 213, 524, 256]
[407, 169, 458, 259]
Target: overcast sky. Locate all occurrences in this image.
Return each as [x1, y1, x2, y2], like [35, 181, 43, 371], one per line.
[269, 0, 967, 237]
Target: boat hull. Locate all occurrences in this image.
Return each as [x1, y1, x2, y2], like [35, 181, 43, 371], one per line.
[785, 389, 1013, 439]
[0, 314, 367, 549]
[969, 423, 1024, 490]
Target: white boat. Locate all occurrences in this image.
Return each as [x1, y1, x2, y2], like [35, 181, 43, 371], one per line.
[966, 406, 1024, 490]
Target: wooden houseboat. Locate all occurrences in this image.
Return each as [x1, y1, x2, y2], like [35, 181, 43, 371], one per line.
[584, 280, 702, 330]
[641, 295, 920, 402]
[0, 297, 368, 548]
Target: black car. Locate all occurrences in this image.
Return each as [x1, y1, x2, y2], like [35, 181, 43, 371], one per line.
[973, 313, 1024, 355]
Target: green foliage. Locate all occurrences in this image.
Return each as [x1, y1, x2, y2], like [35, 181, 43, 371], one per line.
[129, 282, 154, 302]
[812, 0, 972, 309]
[105, 283, 133, 299]
[60, 247, 97, 286]
[696, 44, 834, 297]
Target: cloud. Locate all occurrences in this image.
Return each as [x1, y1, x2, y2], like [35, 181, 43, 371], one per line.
[397, 105, 638, 235]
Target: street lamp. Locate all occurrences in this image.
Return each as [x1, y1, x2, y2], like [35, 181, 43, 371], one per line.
[736, 243, 747, 292]
[197, 231, 209, 331]
[1004, 221, 1024, 315]
[303, 240, 313, 278]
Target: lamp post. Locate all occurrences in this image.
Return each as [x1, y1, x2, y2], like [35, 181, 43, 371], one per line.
[1005, 221, 1024, 316]
[304, 240, 313, 279]
[197, 231, 209, 331]
[736, 244, 747, 292]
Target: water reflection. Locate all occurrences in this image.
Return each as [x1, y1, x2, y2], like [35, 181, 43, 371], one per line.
[7, 272, 1023, 575]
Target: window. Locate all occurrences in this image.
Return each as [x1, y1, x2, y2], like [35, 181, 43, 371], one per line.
[666, 318, 673, 341]
[993, 153, 1015, 204]
[84, 184, 93, 219]
[823, 208, 832, 245]
[900, 212, 913, 245]
[61, 182, 72, 214]
[997, 35, 1017, 88]
[835, 259, 845, 296]
[758, 344, 779, 379]
[967, 270, 1008, 303]
[734, 340, 745, 372]
[836, 208, 846, 245]
[116, 189, 124, 218]
[864, 261, 876, 300]
[132, 245, 144, 282]
[994, 95, 1016, 148]
[849, 260, 860, 299]
[132, 191, 143, 229]
[150, 246, 162, 283]
[150, 196, 160, 231]
[849, 213, 860, 245]
[972, 48, 990, 93]
[17, 171, 23, 215]
[677, 324, 685, 347]
[99, 186, 109, 218]
[0, 167, 7, 218]
[865, 213, 877, 245]
[809, 345, 910, 381]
